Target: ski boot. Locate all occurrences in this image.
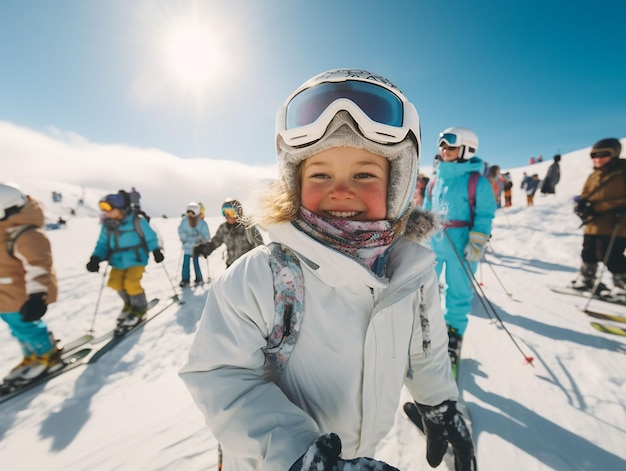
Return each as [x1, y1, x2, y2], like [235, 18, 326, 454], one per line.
[570, 262, 608, 293]
[118, 306, 147, 329]
[3, 344, 62, 384]
[194, 278, 204, 286]
[179, 279, 190, 288]
[116, 303, 132, 324]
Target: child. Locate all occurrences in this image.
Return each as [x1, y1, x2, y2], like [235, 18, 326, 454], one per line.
[422, 127, 497, 372]
[0, 182, 61, 383]
[193, 198, 263, 268]
[178, 202, 210, 287]
[86, 190, 164, 327]
[571, 138, 626, 300]
[522, 174, 541, 206]
[180, 69, 475, 470]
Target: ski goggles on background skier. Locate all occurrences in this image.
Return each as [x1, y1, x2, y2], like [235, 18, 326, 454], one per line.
[438, 132, 460, 148]
[276, 80, 420, 147]
[222, 206, 237, 218]
[98, 193, 126, 211]
[590, 148, 615, 159]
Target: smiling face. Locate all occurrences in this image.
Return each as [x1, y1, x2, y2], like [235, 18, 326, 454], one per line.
[300, 147, 389, 220]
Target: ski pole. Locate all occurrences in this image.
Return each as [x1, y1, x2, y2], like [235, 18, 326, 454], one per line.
[218, 444, 223, 470]
[482, 255, 513, 297]
[582, 219, 622, 312]
[160, 262, 183, 304]
[444, 231, 534, 366]
[88, 263, 109, 334]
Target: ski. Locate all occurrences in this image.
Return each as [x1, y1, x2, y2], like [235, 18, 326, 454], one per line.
[90, 298, 160, 345]
[58, 333, 95, 352]
[88, 296, 176, 364]
[0, 348, 92, 404]
[583, 309, 626, 324]
[547, 284, 626, 306]
[590, 322, 626, 337]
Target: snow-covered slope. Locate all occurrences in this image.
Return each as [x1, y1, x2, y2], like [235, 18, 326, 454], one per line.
[1, 142, 625, 470]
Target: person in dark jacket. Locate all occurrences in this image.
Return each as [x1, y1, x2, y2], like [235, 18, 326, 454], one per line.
[540, 154, 561, 194]
[571, 138, 626, 301]
[193, 198, 264, 268]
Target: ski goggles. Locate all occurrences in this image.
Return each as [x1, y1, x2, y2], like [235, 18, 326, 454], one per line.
[590, 148, 615, 159]
[98, 193, 126, 211]
[276, 80, 419, 147]
[222, 206, 237, 218]
[438, 132, 460, 148]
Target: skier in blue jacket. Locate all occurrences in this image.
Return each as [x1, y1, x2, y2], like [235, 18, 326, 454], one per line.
[178, 202, 210, 287]
[86, 191, 164, 327]
[422, 127, 496, 371]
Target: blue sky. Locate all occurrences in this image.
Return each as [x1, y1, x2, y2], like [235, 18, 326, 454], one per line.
[1, 0, 625, 171]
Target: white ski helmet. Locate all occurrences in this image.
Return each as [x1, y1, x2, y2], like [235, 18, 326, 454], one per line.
[186, 202, 201, 217]
[438, 127, 479, 161]
[0, 182, 28, 220]
[275, 68, 421, 220]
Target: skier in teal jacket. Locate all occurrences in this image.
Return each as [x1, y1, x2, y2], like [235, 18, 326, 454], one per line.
[422, 127, 496, 351]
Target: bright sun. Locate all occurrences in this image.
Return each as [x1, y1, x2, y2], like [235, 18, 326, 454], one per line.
[161, 21, 227, 93]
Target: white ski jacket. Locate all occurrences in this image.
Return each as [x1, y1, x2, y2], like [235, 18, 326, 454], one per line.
[179, 222, 458, 470]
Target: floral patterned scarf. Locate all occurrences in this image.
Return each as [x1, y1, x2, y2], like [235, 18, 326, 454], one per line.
[292, 207, 397, 272]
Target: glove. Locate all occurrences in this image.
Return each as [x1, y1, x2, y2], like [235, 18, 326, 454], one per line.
[464, 231, 489, 262]
[574, 198, 595, 221]
[20, 293, 48, 322]
[86, 256, 101, 272]
[193, 243, 208, 258]
[152, 249, 164, 263]
[290, 433, 399, 471]
[415, 401, 476, 471]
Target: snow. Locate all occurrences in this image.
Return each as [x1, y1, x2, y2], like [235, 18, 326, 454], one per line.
[1, 143, 626, 471]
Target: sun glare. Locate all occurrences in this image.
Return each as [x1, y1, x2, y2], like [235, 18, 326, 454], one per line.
[161, 21, 227, 93]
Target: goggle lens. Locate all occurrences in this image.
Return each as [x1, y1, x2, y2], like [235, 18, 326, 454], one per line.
[98, 201, 113, 212]
[438, 133, 458, 147]
[99, 193, 126, 212]
[222, 207, 237, 218]
[590, 149, 613, 159]
[285, 81, 404, 130]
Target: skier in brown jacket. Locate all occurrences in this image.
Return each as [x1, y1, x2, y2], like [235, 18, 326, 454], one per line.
[571, 138, 626, 301]
[0, 182, 61, 384]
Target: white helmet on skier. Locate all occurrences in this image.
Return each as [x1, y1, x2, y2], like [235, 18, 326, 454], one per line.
[275, 68, 421, 220]
[186, 202, 201, 217]
[438, 127, 479, 161]
[0, 182, 28, 220]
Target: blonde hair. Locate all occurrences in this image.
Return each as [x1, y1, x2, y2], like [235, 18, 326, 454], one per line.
[252, 173, 301, 228]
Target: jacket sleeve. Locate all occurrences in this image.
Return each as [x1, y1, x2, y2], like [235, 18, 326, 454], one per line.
[178, 219, 186, 241]
[404, 267, 459, 405]
[92, 227, 110, 260]
[14, 229, 58, 302]
[179, 250, 318, 469]
[472, 176, 497, 235]
[141, 219, 161, 251]
[200, 220, 211, 242]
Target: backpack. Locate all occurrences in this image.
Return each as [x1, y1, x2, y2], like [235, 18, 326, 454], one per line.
[104, 211, 150, 261]
[428, 171, 480, 227]
[7, 224, 38, 258]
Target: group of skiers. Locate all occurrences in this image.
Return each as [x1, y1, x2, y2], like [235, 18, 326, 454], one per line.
[177, 198, 264, 287]
[2, 66, 624, 471]
[0, 186, 264, 390]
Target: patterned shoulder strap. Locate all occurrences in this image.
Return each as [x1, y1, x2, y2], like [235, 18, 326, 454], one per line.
[263, 242, 305, 374]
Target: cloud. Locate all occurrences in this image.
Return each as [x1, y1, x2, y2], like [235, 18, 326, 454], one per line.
[0, 121, 277, 217]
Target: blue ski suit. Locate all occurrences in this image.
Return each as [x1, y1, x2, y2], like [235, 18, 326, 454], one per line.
[423, 157, 497, 334]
